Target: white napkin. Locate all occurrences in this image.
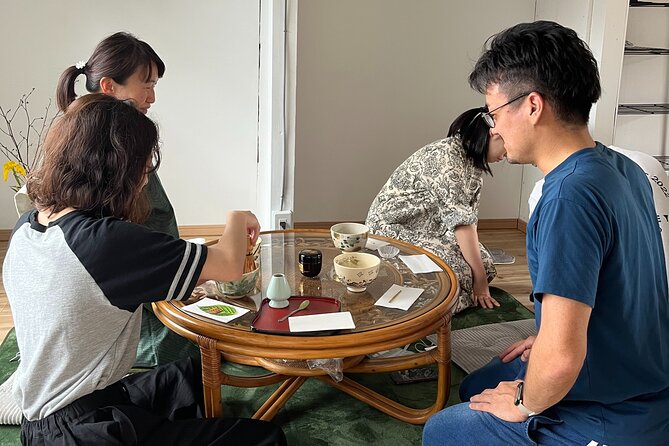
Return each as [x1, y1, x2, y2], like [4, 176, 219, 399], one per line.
[365, 238, 390, 250]
[182, 297, 249, 323]
[185, 237, 206, 244]
[288, 312, 356, 332]
[375, 284, 424, 311]
[399, 254, 442, 273]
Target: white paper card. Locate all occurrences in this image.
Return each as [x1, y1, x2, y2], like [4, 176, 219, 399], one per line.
[399, 254, 442, 273]
[182, 297, 249, 323]
[365, 238, 390, 250]
[375, 284, 424, 311]
[288, 311, 356, 332]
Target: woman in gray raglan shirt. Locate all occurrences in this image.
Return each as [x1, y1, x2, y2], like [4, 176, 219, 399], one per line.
[3, 94, 286, 445]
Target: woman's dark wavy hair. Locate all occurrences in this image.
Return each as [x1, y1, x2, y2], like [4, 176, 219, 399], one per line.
[56, 32, 165, 112]
[448, 107, 492, 175]
[27, 94, 161, 222]
[469, 20, 601, 126]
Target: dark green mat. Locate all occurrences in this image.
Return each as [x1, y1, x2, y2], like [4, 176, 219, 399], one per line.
[0, 329, 20, 446]
[0, 287, 533, 445]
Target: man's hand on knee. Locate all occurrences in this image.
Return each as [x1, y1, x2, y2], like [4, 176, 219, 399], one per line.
[468, 380, 528, 423]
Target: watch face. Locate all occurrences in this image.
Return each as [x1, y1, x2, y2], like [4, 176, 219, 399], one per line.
[514, 382, 537, 416]
[514, 381, 524, 406]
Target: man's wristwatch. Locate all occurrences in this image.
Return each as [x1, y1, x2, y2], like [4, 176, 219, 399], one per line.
[514, 381, 538, 417]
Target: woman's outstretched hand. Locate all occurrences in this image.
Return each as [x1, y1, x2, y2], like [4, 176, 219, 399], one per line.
[473, 284, 500, 309]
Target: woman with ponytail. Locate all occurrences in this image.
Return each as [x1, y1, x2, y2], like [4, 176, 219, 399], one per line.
[54, 32, 174, 237]
[18, 32, 196, 369]
[56, 32, 164, 115]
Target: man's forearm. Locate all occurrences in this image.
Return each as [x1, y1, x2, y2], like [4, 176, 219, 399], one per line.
[521, 335, 584, 413]
[520, 294, 590, 413]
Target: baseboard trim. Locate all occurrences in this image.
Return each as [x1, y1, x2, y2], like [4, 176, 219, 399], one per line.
[3, 219, 528, 243]
[179, 222, 363, 237]
[178, 225, 226, 239]
[477, 219, 518, 230]
[517, 219, 527, 234]
[0, 225, 231, 242]
[294, 221, 364, 230]
[297, 219, 522, 231]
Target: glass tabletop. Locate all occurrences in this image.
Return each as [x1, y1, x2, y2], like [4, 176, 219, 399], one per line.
[179, 230, 453, 334]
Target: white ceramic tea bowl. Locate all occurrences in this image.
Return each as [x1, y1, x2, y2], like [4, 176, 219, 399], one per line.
[330, 223, 369, 252]
[333, 252, 381, 292]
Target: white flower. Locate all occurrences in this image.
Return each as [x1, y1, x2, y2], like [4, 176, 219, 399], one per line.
[75, 60, 86, 70]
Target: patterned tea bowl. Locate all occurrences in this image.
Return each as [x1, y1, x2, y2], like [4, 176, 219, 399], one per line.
[334, 252, 380, 292]
[215, 266, 260, 297]
[330, 223, 369, 252]
[214, 238, 262, 297]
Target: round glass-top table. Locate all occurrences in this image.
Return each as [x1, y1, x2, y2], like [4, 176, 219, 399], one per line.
[154, 229, 458, 424]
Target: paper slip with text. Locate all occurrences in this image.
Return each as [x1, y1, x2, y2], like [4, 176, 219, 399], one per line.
[399, 254, 442, 273]
[365, 238, 390, 250]
[375, 284, 424, 311]
[288, 312, 356, 332]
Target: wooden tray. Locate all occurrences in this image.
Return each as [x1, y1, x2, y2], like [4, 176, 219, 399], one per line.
[251, 296, 341, 336]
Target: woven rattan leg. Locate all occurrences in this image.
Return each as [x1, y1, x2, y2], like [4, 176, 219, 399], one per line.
[197, 334, 223, 418]
[317, 316, 452, 424]
[253, 376, 307, 421]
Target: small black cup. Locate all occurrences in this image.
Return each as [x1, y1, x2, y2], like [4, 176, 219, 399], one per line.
[298, 249, 322, 277]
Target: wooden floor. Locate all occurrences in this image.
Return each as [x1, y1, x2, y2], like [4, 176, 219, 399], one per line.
[0, 228, 532, 342]
[478, 229, 533, 311]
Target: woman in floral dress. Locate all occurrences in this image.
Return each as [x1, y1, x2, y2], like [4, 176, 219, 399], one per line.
[366, 108, 506, 313]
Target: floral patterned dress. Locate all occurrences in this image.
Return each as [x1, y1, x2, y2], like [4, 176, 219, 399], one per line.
[365, 137, 496, 314]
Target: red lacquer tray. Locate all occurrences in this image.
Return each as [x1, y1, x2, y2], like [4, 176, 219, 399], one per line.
[251, 296, 341, 336]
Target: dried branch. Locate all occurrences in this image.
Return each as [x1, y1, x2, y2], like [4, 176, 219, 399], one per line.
[30, 99, 54, 170]
[1, 88, 59, 191]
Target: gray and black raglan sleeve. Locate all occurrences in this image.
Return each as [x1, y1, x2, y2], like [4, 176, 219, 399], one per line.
[61, 216, 207, 312]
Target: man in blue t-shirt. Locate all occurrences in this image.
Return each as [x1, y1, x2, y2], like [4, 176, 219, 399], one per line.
[423, 21, 669, 446]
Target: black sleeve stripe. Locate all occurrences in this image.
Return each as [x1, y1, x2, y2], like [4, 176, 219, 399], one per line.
[166, 242, 195, 301]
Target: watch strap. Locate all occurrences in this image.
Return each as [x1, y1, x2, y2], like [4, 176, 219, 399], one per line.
[516, 401, 538, 417]
[514, 381, 538, 416]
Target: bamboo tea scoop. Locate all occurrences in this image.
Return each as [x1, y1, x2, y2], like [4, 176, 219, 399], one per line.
[277, 300, 310, 322]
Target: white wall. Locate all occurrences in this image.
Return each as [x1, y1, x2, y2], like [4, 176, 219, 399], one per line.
[292, 0, 536, 223]
[0, 1, 260, 230]
[518, 0, 629, 223]
[1, 1, 635, 230]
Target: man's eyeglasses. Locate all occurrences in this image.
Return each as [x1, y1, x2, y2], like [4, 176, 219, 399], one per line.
[480, 92, 531, 128]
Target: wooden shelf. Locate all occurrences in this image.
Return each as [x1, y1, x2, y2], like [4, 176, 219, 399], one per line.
[625, 46, 669, 55]
[654, 156, 669, 171]
[618, 104, 669, 115]
[630, 1, 669, 7]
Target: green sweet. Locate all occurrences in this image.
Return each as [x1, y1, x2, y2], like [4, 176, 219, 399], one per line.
[199, 304, 237, 317]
